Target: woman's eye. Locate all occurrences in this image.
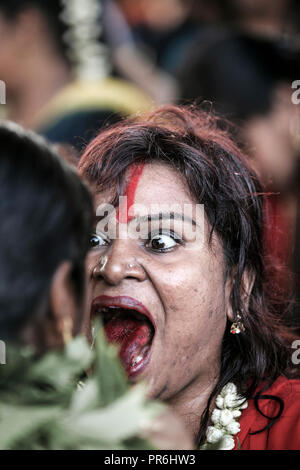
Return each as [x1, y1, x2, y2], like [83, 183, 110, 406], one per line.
[89, 233, 109, 249]
[146, 232, 179, 252]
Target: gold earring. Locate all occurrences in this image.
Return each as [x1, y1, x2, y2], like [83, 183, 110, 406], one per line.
[230, 314, 245, 335]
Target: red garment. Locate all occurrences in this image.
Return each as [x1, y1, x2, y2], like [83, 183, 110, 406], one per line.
[234, 376, 300, 450]
[263, 195, 291, 265]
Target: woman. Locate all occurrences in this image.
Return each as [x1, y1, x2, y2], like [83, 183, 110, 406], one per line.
[78, 105, 300, 450]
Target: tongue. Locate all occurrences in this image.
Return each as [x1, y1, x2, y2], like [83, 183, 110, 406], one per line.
[104, 316, 152, 371]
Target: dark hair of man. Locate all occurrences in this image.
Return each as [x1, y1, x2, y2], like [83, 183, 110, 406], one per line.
[0, 122, 93, 341]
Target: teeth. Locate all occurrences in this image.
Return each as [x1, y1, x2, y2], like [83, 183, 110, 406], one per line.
[132, 355, 143, 367]
[98, 307, 112, 314]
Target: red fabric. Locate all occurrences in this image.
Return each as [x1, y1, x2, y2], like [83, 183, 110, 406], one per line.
[234, 376, 300, 450]
[263, 195, 291, 269]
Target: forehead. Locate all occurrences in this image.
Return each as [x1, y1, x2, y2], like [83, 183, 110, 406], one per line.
[92, 162, 196, 211]
[133, 162, 194, 208]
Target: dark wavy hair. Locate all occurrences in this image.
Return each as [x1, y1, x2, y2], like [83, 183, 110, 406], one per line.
[0, 122, 93, 341]
[78, 104, 298, 445]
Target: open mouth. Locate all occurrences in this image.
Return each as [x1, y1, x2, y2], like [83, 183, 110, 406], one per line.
[91, 296, 155, 377]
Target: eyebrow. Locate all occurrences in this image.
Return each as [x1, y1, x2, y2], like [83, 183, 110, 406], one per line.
[94, 212, 198, 226]
[134, 212, 197, 226]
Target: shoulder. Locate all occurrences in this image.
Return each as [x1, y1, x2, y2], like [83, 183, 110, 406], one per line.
[235, 376, 300, 450]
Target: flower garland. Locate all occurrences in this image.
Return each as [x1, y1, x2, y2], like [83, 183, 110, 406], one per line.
[0, 330, 164, 449]
[200, 383, 248, 450]
[60, 0, 111, 80]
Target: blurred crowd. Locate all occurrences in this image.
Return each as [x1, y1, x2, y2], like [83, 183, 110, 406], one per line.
[0, 0, 300, 326]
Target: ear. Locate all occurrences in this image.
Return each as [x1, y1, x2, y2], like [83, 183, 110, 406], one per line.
[225, 269, 255, 322]
[49, 261, 76, 346]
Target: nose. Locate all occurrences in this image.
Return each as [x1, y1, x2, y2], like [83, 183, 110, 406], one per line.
[91, 240, 147, 286]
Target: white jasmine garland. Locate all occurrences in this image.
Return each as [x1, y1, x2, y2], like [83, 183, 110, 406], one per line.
[60, 0, 111, 80]
[215, 395, 224, 409]
[200, 382, 247, 450]
[226, 420, 240, 435]
[232, 409, 242, 418]
[206, 426, 223, 444]
[217, 435, 235, 450]
[211, 409, 221, 424]
[219, 409, 234, 427]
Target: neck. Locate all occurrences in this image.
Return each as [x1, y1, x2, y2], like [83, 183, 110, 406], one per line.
[166, 369, 219, 444]
[8, 51, 72, 129]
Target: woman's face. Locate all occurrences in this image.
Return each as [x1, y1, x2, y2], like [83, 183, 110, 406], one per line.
[86, 163, 231, 401]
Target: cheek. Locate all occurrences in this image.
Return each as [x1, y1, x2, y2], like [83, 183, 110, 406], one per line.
[155, 252, 226, 323]
[150, 254, 226, 364]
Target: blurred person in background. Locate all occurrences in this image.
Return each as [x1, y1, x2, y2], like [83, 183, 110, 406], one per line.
[102, 0, 180, 104]
[218, 0, 300, 37]
[0, 122, 93, 349]
[177, 32, 300, 326]
[178, 34, 300, 189]
[113, 0, 221, 75]
[0, 0, 152, 153]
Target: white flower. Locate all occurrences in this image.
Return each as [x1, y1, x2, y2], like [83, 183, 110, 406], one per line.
[240, 401, 248, 410]
[224, 393, 248, 409]
[206, 426, 224, 444]
[226, 420, 240, 435]
[215, 395, 224, 409]
[220, 409, 234, 427]
[218, 435, 235, 450]
[221, 383, 237, 397]
[211, 409, 221, 425]
[224, 393, 239, 408]
[202, 383, 247, 450]
[60, 0, 110, 79]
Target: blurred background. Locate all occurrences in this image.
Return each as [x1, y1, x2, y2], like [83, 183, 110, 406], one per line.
[0, 0, 300, 326]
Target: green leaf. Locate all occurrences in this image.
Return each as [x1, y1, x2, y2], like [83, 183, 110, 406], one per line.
[0, 404, 61, 450]
[93, 323, 128, 407]
[0, 329, 162, 450]
[62, 383, 164, 443]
